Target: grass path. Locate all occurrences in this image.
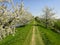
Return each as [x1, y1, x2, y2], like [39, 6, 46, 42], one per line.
[35, 27, 45, 45]
[30, 20, 45, 45]
[30, 26, 36, 45]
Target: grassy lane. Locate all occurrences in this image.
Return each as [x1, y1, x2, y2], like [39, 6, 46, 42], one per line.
[30, 20, 45, 45]
[35, 26, 45, 45]
[30, 20, 36, 45]
[0, 21, 33, 45]
[35, 20, 45, 45]
[30, 26, 36, 45]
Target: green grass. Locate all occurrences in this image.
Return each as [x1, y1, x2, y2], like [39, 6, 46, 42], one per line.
[0, 21, 33, 45]
[34, 20, 45, 45]
[35, 19, 60, 45]
[38, 26, 60, 45]
[0, 19, 60, 45]
[35, 27, 42, 45]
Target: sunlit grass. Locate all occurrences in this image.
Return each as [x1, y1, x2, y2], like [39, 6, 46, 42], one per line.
[38, 26, 60, 45]
[0, 21, 33, 45]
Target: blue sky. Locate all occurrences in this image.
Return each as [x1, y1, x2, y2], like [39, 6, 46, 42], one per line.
[7, 0, 60, 18]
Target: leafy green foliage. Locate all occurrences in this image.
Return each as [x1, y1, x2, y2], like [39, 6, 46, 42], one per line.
[54, 20, 60, 31]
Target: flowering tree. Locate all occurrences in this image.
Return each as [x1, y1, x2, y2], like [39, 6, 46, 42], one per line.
[42, 6, 55, 28]
[0, 0, 33, 40]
